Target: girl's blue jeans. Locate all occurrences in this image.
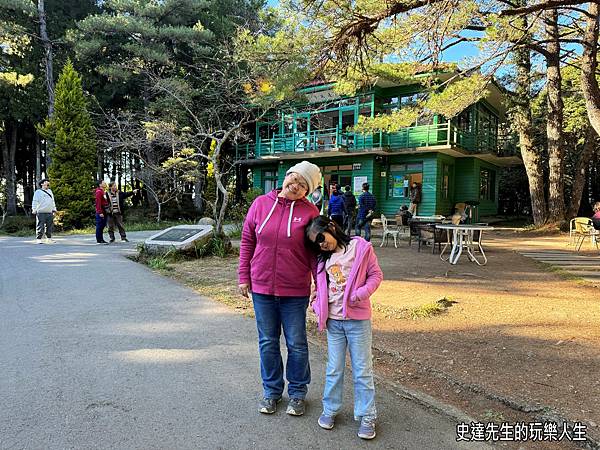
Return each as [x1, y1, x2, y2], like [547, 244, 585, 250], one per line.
[252, 293, 310, 400]
[323, 319, 377, 421]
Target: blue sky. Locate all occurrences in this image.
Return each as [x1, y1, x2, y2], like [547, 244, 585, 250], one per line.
[264, 0, 481, 65]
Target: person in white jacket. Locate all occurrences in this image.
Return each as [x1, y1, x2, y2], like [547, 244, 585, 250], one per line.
[31, 179, 57, 243]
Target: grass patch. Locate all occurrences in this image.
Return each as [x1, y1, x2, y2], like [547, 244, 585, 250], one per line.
[147, 256, 171, 271]
[536, 261, 587, 283]
[483, 410, 505, 422]
[373, 297, 457, 320]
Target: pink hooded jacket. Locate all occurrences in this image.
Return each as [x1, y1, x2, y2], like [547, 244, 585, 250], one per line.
[238, 189, 319, 297]
[312, 237, 383, 331]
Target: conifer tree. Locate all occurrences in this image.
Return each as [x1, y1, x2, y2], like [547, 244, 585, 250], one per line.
[39, 60, 96, 227]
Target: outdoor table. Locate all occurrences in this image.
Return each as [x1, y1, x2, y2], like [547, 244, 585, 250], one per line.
[436, 224, 494, 265]
[411, 215, 446, 222]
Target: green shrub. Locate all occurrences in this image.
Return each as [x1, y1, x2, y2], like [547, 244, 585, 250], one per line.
[38, 60, 96, 228]
[0, 216, 36, 235]
[192, 235, 235, 258]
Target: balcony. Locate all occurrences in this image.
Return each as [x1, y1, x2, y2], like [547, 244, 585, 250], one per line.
[235, 123, 517, 161]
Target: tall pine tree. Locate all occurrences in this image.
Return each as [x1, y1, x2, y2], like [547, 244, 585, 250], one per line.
[39, 60, 96, 227]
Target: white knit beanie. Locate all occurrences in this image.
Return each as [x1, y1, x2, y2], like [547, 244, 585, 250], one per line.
[286, 161, 322, 195]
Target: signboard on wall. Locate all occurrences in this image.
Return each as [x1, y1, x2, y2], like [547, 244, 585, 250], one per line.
[353, 176, 368, 196]
[306, 90, 340, 103]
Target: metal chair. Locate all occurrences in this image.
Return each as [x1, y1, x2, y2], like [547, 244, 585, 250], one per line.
[380, 214, 401, 248]
[417, 223, 445, 254]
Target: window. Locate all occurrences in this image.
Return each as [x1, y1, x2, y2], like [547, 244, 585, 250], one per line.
[442, 164, 451, 200]
[400, 93, 420, 106]
[381, 93, 432, 126]
[263, 170, 278, 193]
[457, 109, 471, 132]
[388, 162, 423, 198]
[479, 168, 496, 201]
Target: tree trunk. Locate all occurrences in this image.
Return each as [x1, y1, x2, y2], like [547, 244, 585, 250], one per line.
[567, 126, 598, 218]
[2, 124, 18, 215]
[513, 44, 547, 225]
[581, 2, 600, 136]
[37, 0, 54, 169]
[35, 133, 41, 185]
[545, 9, 566, 223]
[37, 0, 54, 117]
[97, 147, 104, 181]
[193, 175, 204, 214]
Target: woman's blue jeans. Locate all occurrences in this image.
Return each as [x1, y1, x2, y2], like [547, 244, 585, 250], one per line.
[323, 319, 377, 421]
[252, 293, 310, 400]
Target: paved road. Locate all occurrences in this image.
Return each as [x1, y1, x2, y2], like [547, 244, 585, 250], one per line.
[0, 233, 475, 449]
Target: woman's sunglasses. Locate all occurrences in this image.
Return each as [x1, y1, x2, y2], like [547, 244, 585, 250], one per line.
[314, 232, 326, 244]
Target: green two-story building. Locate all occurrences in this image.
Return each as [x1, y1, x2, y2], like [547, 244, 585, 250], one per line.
[235, 75, 521, 219]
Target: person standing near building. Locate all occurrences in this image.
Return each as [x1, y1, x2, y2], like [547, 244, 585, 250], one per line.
[238, 160, 321, 416]
[355, 183, 376, 242]
[105, 182, 139, 243]
[31, 179, 57, 244]
[327, 184, 345, 228]
[408, 182, 421, 215]
[342, 185, 357, 235]
[95, 180, 109, 245]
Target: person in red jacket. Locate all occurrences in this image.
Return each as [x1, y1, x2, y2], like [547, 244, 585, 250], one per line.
[238, 160, 321, 417]
[95, 180, 109, 244]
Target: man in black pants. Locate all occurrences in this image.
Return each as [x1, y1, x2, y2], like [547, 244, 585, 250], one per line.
[342, 185, 357, 235]
[105, 182, 138, 243]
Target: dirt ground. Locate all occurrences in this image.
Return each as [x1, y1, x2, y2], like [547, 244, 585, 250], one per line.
[162, 228, 600, 449]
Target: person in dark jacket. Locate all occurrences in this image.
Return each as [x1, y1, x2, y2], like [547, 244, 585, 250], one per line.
[408, 182, 421, 215]
[356, 183, 377, 242]
[105, 181, 139, 243]
[327, 184, 345, 227]
[342, 185, 357, 235]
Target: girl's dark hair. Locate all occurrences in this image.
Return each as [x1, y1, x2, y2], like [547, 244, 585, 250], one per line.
[305, 215, 352, 268]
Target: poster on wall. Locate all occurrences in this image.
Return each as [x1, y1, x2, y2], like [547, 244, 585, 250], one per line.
[393, 175, 404, 197]
[353, 176, 368, 196]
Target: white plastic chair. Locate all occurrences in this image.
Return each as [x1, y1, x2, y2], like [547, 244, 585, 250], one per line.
[380, 214, 401, 248]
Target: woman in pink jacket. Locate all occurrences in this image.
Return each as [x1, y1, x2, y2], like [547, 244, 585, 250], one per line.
[238, 161, 321, 416]
[306, 215, 383, 440]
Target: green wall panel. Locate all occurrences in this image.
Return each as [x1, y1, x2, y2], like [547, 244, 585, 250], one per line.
[379, 153, 439, 217]
[248, 154, 500, 218]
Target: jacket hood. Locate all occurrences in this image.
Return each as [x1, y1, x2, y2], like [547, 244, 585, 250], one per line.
[257, 189, 313, 238]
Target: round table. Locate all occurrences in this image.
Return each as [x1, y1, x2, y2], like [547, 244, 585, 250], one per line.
[436, 224, 494, 265]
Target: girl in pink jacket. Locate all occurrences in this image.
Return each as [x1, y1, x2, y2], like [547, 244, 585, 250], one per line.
[306, 215, 383, 440]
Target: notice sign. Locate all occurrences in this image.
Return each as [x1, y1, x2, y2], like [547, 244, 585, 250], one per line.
[151, 228, 200, 242]
[145, 225, 213, 251]
[354, 176, 368, 196]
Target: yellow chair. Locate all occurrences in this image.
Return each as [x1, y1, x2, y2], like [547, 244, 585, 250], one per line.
[450, 203, 467, 225]
[571, 217, 598, 251]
